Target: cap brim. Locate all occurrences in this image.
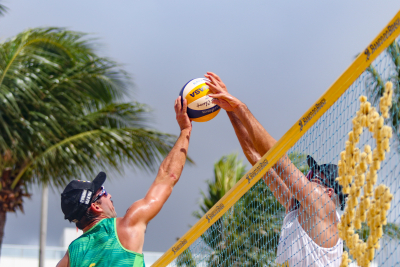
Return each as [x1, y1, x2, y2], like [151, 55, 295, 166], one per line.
[92, 172, 106, 192]
[307, 155, 321, 172]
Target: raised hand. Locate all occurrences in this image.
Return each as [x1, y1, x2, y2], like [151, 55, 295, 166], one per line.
[205, 72, 242, 112]
[175, 96, 192, 131]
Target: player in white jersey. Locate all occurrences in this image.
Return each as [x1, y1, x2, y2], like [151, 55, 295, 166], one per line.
[205, 72, 347, 267]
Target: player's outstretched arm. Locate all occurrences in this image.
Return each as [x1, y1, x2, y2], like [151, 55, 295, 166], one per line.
[206, 72, 291, 210]
[226, 111, 259, 165]
[121, 96, 192, 227]
[207, 72, 335, 221]
[205, 72, 276, 156]
[227, 110, 291, 210]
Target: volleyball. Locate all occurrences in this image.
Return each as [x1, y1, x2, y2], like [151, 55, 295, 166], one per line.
[179, 78, 221, 122]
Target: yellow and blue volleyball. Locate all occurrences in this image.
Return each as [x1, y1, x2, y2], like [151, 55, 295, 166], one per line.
[179, 78, 221, 122]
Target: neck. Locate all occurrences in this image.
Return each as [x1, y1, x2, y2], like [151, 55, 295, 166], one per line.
[287, 198, 300, 213]
[82, 215, 109, 233]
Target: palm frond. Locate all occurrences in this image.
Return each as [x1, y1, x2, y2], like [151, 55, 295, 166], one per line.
[195, 153, 247, 218]
[1, 27, 182, 194]
[0, 29, 133, 159]
[0, 2, 8, 16]
[83, 102, 151, 129]
[12, 127, 177, 189]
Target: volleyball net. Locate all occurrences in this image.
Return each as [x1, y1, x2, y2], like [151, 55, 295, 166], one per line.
[153, 11, 400, 267]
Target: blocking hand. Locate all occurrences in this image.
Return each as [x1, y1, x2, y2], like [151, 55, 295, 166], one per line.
[205, 72, 242, 112]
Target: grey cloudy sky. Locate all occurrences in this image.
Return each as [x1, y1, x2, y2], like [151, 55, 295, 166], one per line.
[2, 0, 400, 253]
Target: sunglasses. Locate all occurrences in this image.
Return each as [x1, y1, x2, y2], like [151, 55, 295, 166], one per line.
[92, 186, 108, 203]
[306, 170, 329, 187]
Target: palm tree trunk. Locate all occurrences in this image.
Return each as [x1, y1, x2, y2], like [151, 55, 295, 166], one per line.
[0, 209, 6, 257]
[39, 184, 48, 267]
[0, 167, 28, 257]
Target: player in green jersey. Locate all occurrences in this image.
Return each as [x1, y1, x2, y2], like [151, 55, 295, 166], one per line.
[57, 96, 192, 267]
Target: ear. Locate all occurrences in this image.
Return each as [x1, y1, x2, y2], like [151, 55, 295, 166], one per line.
[326, 188, 334, 198]
[89, 201, 103, 214]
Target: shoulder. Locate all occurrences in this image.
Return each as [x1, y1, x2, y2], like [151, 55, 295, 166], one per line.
[68, 235, 89, 252]
[117, 216, 146, 231]
[283, 209, 298, 222]
[120, 198, 150, 226]
[69, 230, 91, 244]
[68, 223, 105, 251]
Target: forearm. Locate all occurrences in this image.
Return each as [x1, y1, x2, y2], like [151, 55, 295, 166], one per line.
[233, 103, 276, 156]
[263, 168, 292, 210]
[127, 129, 191, 226]
[227, 111, 260, 165]
[228, 111, 291, 209]
[156, 128, 191, 187]
[232, 103, 299, 193]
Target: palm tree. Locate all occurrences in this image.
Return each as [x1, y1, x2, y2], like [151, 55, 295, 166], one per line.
[193, 153, 247, 219]
[176, 247, 197, 267]
[177, 154, 247, 267]
[0, 28, 178, 249]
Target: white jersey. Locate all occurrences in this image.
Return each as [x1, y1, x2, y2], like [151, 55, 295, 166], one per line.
[276, 209, 343, 267]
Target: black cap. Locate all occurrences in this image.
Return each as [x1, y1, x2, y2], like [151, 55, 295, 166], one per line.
[61, 172, 106, 222]
[307, 156, 347, 210]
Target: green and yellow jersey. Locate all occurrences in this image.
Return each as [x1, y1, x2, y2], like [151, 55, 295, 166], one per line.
[68, 218, 145, 267]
